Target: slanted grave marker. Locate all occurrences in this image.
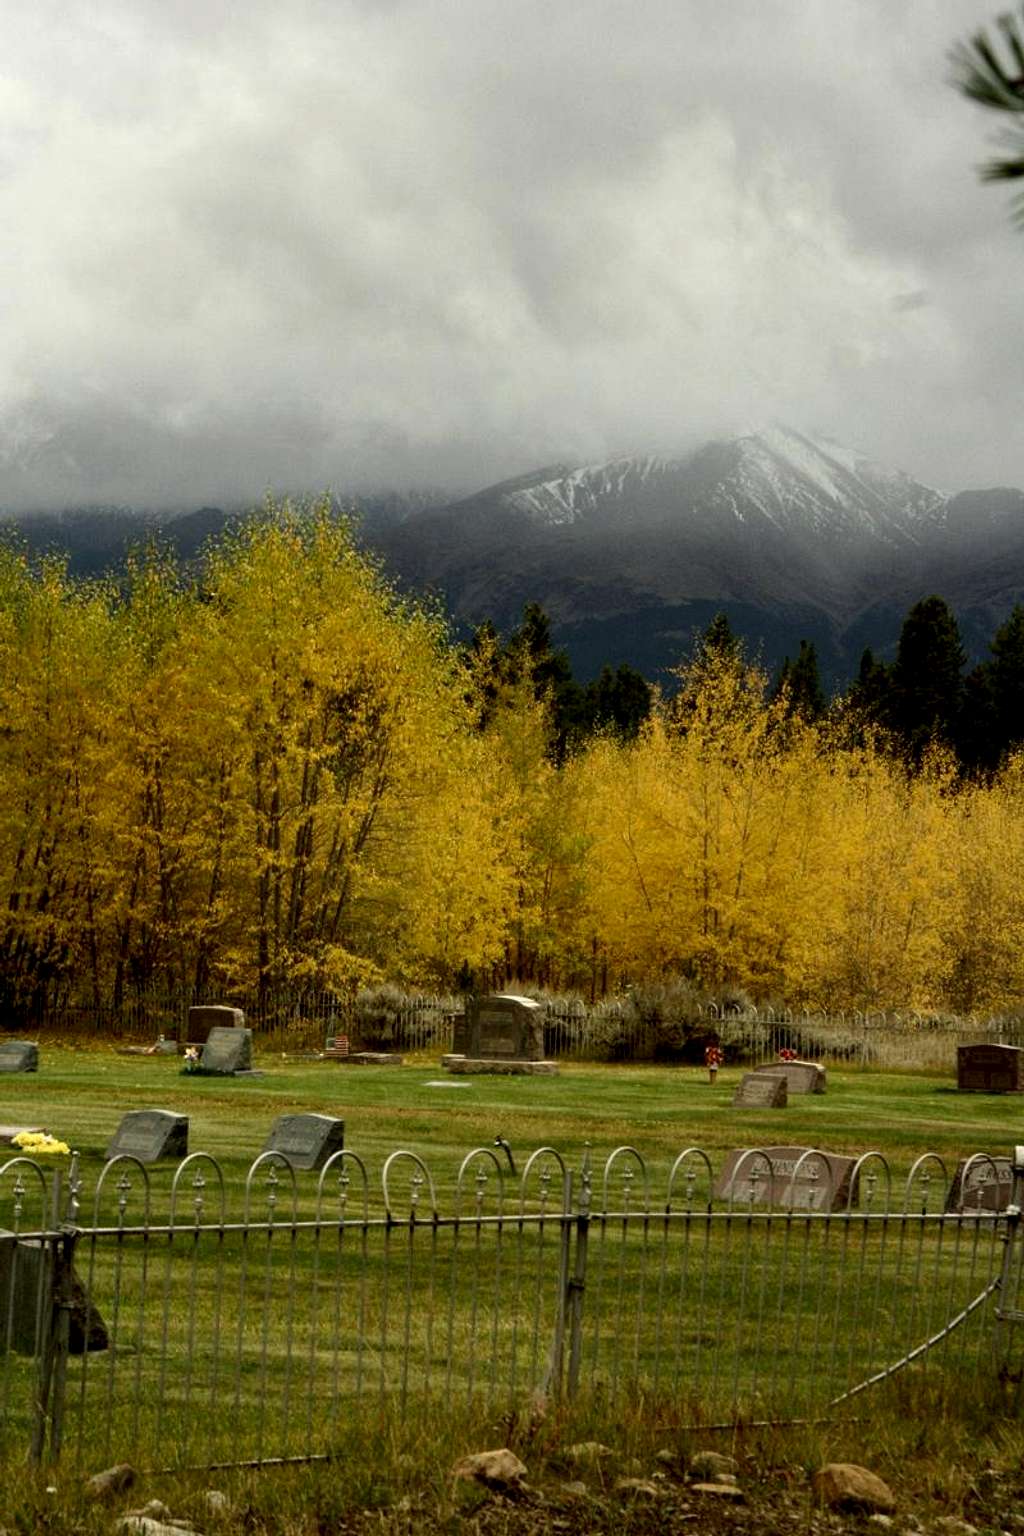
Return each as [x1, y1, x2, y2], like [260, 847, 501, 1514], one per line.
[0, 1042, 38, 1074]
[197, 1026, 253, 1076]
[106, 1109, 189, 1163]
[262, 1113, 345, 1171]
[713, 1146, 859, 1211]
[945, 1155, 1015, 1212]
[754, 1060, 826, 1095]
[733, 1071, 787, 1108]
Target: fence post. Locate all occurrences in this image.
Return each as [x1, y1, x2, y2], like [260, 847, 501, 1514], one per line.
[994, 1144, 1024, 1379]
[564, 1148, 592, 1400]
[30, 1163, 77, 1466]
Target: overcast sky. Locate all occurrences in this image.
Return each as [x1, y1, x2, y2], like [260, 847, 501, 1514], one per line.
[1, 0, 1021, 509]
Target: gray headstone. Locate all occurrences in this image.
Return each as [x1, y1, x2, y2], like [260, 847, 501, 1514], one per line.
[754, 1060, 826, 1094]
[262, 1113, 345, 1171]
[186, 1005, 245, 1045]
[451, 1011, 470, 1055]
[945, 1156, 1015, 1212]
[0, 1231, 108, 1355]
[957, 1043, 1024, 1093]
[468, 995, 544, 1060]
[733, 1071, 788, 1108]
[106, 1109, 189, 1163]
[198, 1026, 253, 1075]
[0, 1041, 39, 1073]
[713, 1146, 860, 1211]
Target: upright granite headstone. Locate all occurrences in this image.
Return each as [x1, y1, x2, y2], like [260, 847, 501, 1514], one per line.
[957, 1043, 1024, 1093]
[0, 1041, 39, 1073]
[451, 1010, 470, 1056]
[185, 1005, 245, 1046]
[754, 1060, 826, 1095]
[106, 1109, 189, 1163]
[733, 1071, 788, 1108]
[262, 1113, 345, 1171]
[0, 1232, 108, 1354]
[714, 1146, 859, 1211]
[198, 1026, 253, 1076]
[470, 995, 544, 1060]
[945, 1155, 1015, 1212]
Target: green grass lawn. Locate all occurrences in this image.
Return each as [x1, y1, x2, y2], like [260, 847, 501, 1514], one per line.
[1, 1045, 1019, 1201]
[3, 1044, 1022, 1508]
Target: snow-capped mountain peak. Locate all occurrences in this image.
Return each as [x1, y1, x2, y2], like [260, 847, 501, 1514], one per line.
[493, 426, 946, 545]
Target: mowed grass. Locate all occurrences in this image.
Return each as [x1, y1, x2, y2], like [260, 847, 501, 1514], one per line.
[1, 1043, 1020, 1202]
[2, 1044, 1022, 1474]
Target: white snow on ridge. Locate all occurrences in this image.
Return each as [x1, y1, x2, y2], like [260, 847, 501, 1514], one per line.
[752, 426, 855, 507]
[496, 427, 947, 540]
[504, 453, 675, 525]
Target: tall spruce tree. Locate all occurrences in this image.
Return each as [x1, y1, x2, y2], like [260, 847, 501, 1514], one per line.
[888, 595, 965, 763]
[989, 603, 1024, 756]
[773, 639, 825, 721]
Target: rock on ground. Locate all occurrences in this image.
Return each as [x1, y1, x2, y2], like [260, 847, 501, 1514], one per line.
[84, 1464, 136, 1501]
[452, 1448, 528, 1493]
[689, 1450, 738, 1482]
[813, 1462, 896, 1513]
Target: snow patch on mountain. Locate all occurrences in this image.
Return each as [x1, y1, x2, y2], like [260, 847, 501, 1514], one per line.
[507, 454, 672, 525]
[499, 425, 947, 545]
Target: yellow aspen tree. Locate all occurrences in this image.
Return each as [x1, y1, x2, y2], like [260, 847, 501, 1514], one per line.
[942, 756, 1024, 1013]
[168, 501, 463, 998]
[0, 552, 122, 1017]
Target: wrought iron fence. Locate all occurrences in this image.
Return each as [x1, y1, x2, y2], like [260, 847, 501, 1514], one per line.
[2, 1143, 1023, 1473]
[30, 985, 1024, 1069]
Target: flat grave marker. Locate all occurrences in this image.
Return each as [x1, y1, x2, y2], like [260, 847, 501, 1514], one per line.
[263, 1113, 345, 1171]
[754, 1060, 826, 1095]
[957, 1043, 1024, 1093]
[0, 1042, 38, 1074]
[0, 1125, 44, 1145]
[106, 1109, 189, 1163]
[733, 1071, 788, 1108]
[714, 1145, 860, 1211]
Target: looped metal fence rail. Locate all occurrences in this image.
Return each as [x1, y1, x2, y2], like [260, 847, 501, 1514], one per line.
[2, 1142, 1023, 1472]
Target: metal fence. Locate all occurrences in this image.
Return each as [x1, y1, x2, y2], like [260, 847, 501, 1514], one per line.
[30, 986, 1024, 1069]
[39, 991, 459, 1051]
[711, 1008, 1024, 1072]
[3, 1142, 1023, 1472]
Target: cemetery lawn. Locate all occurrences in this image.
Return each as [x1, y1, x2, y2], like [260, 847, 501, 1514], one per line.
[2, 1047, 1022, 1501]
[2, 1046, 1019, 1192]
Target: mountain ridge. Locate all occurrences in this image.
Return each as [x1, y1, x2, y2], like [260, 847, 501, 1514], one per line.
[3, 425, 1024, 688]
[374, 426, 1024, 684]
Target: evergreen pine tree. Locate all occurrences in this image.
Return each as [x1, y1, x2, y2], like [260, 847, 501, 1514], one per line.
[888, 595, 966, 763]
[989, 603, 1024, 757]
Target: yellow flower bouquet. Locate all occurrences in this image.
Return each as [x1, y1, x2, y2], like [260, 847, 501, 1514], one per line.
[11, 1131, 70, 1157]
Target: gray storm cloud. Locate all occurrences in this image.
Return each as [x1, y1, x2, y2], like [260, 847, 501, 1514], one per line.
[0, 0, 1021, 509]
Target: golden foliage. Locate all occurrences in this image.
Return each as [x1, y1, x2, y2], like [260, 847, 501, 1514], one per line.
[1, 520, 1024, 1016]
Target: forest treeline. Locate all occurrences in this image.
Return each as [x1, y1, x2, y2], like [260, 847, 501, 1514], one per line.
[4, 499, 1024, 1025]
